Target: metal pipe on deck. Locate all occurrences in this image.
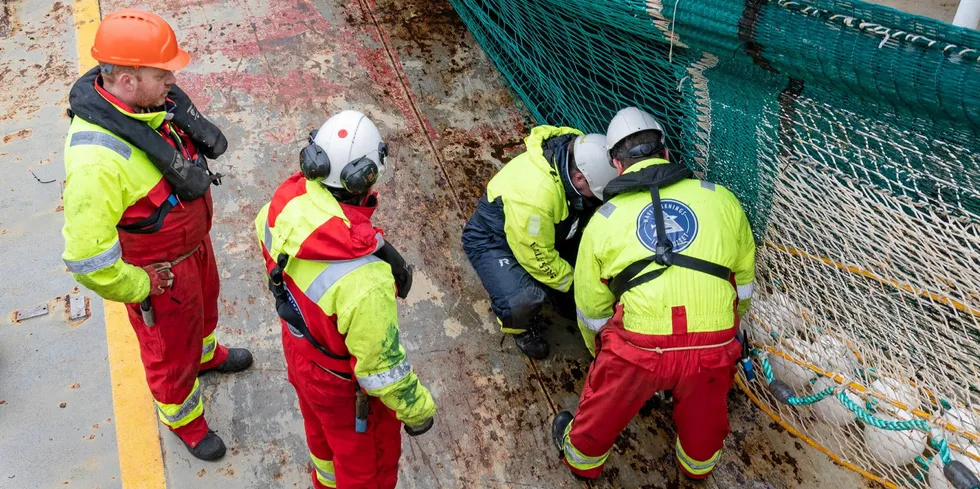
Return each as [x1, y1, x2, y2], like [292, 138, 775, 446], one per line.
[953, 0, 980, 29]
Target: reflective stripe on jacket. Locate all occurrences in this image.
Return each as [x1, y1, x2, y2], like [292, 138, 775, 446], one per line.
[255, 173, 436, 426]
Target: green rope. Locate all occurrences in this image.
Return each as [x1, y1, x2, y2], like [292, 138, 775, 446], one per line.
[836, 391, 929, 431]
[757, 349, 775, 384]
[788, 386, 836, 406]
[931, 435, 954, 466]
[757, 353, 955, 466]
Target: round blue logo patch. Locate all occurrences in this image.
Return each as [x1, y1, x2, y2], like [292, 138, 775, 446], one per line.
[636, 200, 699, 253]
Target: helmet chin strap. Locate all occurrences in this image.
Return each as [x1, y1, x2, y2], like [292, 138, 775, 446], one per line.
[325, 184, 372, 206]
[558, 144, 588, 211]
[563, 150, 584, 199]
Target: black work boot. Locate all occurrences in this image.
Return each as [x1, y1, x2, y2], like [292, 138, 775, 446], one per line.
[551, 410, 573, 454]
[552, 411, 591, 481]
[514, 329, 549, 360]
[182, 430, 226, 461]
[201, 348, 253, 375]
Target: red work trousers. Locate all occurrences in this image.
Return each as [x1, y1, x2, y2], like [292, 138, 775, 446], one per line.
[565, 307, 741, 479]
[287, 347, 402, 489]
[124, 236, 229, 446]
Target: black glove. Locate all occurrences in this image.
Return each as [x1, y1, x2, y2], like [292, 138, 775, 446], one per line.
[404, 417, 434, 437]
[374, 241, 413, 299]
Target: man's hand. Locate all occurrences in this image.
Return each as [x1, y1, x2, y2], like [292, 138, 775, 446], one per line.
[142, 263, 174, 296]
[404, 417, 434, 437]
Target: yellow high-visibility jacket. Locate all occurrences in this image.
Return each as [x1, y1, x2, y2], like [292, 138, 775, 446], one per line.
[484, 125, 584, 292]
[575, 158, 756, 354]
[62, 101, 211, 303]
[255, 175, 435, 425]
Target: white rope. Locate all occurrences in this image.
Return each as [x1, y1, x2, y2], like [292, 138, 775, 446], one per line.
[668, 0, 682, 64]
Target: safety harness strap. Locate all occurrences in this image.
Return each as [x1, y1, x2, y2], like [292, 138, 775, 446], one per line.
[69, 67, 226, 202]
[266, 239, 411, 367]
[608, 185, 732, 299]
[269, 253, 352, 362]
[117, 194, 179, 234]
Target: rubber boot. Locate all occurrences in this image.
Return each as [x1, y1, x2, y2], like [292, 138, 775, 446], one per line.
[514, 329, 549, 360]
[201, 348, 253, 374]
[551, 410, 573, 454]
[182, 430, 226, 461]
[552, 411, 590, 481]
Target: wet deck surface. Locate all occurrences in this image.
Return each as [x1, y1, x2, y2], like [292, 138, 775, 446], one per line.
[1, 0, 874, 487]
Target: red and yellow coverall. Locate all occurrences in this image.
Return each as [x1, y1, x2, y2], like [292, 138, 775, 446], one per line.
[255, 173, 436, 488]
[563, 158, 756, 479]
[62, 78, 229, 446]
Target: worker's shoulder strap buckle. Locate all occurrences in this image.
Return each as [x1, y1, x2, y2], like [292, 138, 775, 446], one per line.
[654, 242, 674, 266]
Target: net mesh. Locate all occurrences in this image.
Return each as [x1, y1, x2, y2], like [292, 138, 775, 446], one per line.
[449, 0, 980, 486]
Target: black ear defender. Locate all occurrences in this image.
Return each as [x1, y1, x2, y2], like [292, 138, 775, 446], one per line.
[340, 159, 379, 194]
[628, 143, 654, 159]
[339, 141, 389, 194]
[299, 129, 331, 180]
[625, 129, 665, 160]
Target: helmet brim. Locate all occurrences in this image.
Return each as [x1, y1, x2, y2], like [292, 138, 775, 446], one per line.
[147, 48, 191, 72]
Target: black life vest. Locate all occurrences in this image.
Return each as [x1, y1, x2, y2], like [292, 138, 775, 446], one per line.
[67, 66, 227, 203]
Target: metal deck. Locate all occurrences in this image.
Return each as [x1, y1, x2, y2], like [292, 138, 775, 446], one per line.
[0, 0, 888, 487]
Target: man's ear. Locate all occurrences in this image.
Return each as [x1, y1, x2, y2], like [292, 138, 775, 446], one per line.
[571, 171, 594, 198]
[117, 71, 138, 92]
[612, 159, 625, 175]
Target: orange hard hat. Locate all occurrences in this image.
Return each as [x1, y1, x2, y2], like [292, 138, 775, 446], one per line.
[91, 9, 190, 71]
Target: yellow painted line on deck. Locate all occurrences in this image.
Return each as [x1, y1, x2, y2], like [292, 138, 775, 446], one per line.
[72, 0, 168, 487]
[71, 0, 99, 70]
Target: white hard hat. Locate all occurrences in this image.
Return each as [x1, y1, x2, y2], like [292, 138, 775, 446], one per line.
[300, 110, 388, 193]
[606, 107, 666, 153]
[573, 133, 617, 197]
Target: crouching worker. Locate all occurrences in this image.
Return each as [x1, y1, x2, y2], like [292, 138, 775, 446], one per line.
[553, 107, 756, 481]
[255, 110, 436, 488]
[461, 126, 618, 359]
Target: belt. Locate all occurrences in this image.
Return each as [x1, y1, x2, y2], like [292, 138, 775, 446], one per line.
[168, 245, 200, 267]
[626, 336, 737, 354]
[313, 361, 353, 381]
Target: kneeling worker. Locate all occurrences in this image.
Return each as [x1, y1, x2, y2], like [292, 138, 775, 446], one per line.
[553, 107, 756, 481]
[461, 126, 618, 359]
[255, 110, 436, 489]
